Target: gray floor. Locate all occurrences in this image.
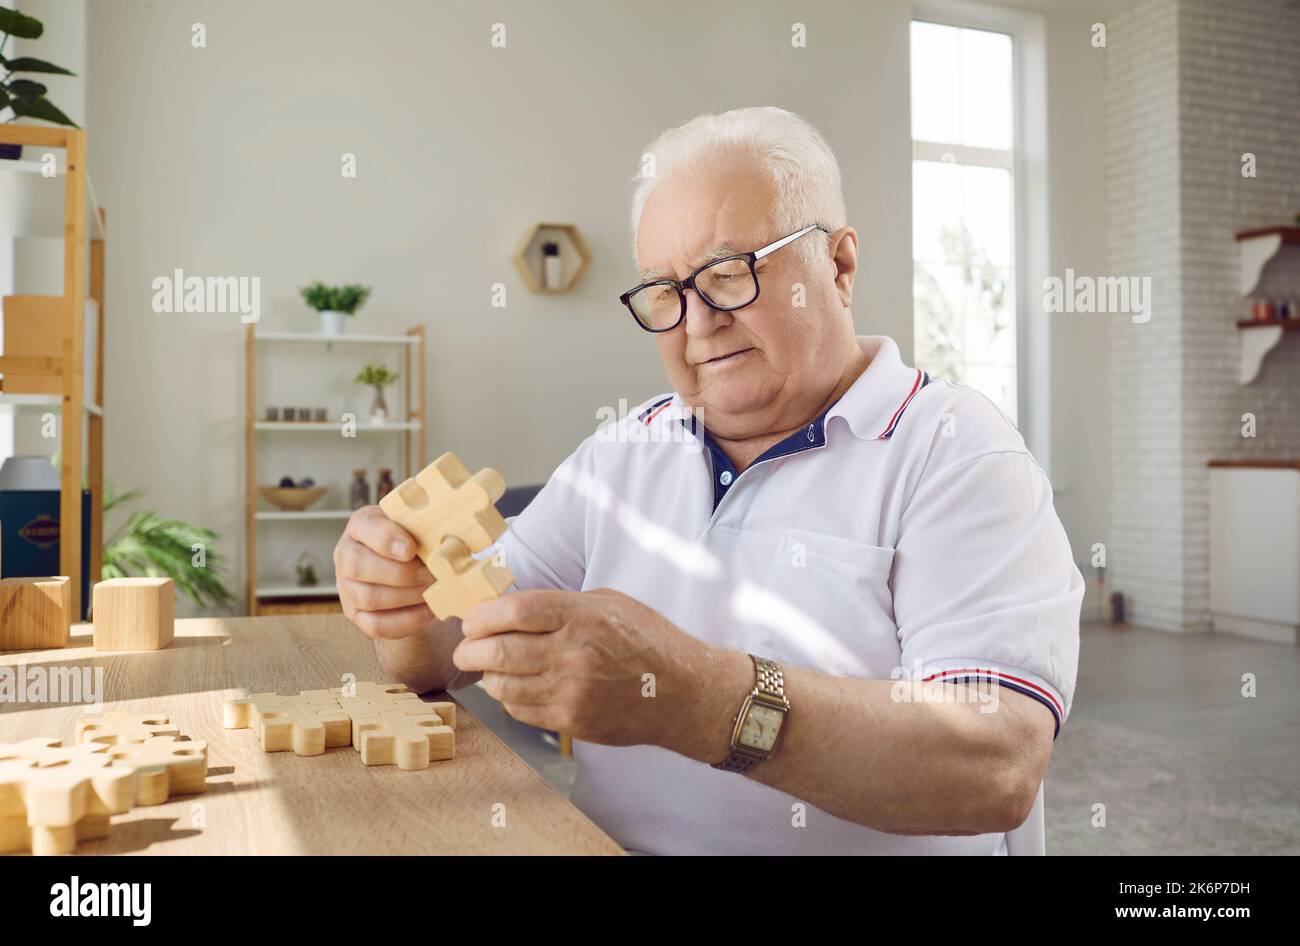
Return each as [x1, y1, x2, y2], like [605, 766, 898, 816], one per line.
[1047, 622, 1300, 854]
[458, 622, 1300, 855]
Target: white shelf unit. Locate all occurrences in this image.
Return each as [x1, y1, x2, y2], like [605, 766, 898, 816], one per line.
[255, 331, 422, 345]
[0, 392, 103, 416]
[253, 420, 421, 431]
[244, 325, 426, 614]
[254, 509, 353, 521]
[253, 583, 341, 599]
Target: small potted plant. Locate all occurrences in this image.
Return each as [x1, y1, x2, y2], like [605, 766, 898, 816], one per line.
[0, 5, 80, 159]
[355, 363, 399, 423]
[299, 281, 372, 336]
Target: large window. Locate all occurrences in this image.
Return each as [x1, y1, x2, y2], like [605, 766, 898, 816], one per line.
[911, 20, 1017, 422]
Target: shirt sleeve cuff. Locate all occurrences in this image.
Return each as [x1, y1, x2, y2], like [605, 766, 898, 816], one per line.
[914, 658, 1067, 739]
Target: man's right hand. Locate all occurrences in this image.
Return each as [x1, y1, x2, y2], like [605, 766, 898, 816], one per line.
[334, 505, 438, 641]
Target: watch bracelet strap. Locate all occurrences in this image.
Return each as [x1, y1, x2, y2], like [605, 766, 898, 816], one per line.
[713, 655, 788, 773]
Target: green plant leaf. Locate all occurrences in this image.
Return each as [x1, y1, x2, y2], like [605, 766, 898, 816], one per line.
[101, 502, 234, 609]
[2, 56, 74, 75]
[354, 362, 399, 387]
[102, 482, 144, 514]
[10, 95, 78, 127]
[0, 7, 44, 40]
[6, 78, 47, 103]
[0, 88, 9, 111]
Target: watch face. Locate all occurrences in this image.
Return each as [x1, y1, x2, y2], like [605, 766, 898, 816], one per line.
[738, 702, 784, 752]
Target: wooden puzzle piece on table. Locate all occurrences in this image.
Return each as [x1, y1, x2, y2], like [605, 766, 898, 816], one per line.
[102, 736, 208, 806]
[351, 706, 455, 770]
[330, 681, 421, 703]
[223, 690, 350, 756]
[0, 736, 72, 763]
[337, 697, 457, 747]
[0, 744, 136, 856]
[378, 452, 517, 620]
[331, 681, 458, 745]
[75, 711, 180, 746]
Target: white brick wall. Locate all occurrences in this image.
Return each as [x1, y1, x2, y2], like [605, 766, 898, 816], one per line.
[1107, 0, 1187, 632]
[1107, 0, 1300, 631]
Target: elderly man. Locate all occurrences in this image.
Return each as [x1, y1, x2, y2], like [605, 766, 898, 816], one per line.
[333, 106, 1082, 855]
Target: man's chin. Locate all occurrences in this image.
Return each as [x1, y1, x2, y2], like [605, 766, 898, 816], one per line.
[692, 382, 777, 423]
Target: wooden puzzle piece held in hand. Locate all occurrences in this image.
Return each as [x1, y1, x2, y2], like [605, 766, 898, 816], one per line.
[223, 690, 350, 756]
[378, 451, 516, 619]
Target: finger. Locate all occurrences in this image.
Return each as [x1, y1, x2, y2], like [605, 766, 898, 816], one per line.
[347, 505, 420, 561]
[461, 589, 582, 639]
[350, 603, 436, 641]
[453, 631, 555, 675]
[480, 671, 553, 705]
[500, 701, 554, 730]
[339, 576, 430, 612]
[336, 536, 433, 588]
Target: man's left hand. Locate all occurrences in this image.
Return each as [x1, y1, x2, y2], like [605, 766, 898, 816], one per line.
[453, 588, 743, 752]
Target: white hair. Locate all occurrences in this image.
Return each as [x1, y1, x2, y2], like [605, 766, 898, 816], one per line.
[628, 106, 847, 267]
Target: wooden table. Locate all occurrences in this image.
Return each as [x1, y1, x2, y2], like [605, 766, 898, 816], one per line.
[0, 614, 624, 855]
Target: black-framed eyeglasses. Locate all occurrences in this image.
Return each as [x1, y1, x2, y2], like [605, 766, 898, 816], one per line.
[619, 223, 831, 333]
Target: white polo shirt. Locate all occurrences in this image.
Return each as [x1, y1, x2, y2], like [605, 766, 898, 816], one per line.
[489, 335, 1082, 855]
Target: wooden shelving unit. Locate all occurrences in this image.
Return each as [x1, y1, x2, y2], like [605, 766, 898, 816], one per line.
[513, 222, 592, 293]
[243, 325, 425, 615]
[1235, 225, 1300, 383]
[0, 125, 106, 619]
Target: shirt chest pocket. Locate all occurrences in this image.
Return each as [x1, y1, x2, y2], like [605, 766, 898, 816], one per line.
[752, 528, 899, 673]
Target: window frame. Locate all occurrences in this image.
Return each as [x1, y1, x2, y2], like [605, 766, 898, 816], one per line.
[910, 0, 1051, 476]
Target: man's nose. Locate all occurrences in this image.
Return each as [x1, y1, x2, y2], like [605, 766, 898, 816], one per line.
[682, 289, 731, 337]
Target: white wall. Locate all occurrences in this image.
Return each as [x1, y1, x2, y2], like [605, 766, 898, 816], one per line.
[1105, 0, 1300, 631]
[84, 0, 915, 610]
[1177, 0, 1300, 629]
[1041, 7, 1111, 605]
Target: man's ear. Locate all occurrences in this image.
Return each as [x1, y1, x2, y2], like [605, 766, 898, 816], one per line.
[829, 226, 858, 308]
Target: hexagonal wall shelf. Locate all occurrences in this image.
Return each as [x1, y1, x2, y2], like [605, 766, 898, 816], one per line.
[513, 222, 591, 293]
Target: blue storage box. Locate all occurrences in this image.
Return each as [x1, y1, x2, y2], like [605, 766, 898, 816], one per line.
[0, 489, 92, 620]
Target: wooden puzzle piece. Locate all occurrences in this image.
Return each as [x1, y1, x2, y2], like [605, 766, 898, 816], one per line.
[378, 452, 518, 620]
[379, 452, 510, 561]
[330, 681, 420, 703]
[331, 682, 457, 744]
[223, 691, 350, 756]
[337, 697, 456, 746]
[102, 736, 208, 806]
[0, 745, 136, 856]
[0, 736, 69, 762]
[0, 576, 71, 651]
[351, 706, 455, 770]
[75, 711, 181, 746]
[423, 535, 515, 620]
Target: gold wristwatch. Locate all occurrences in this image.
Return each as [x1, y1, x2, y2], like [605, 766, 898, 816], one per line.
[713, 655, 790, 774]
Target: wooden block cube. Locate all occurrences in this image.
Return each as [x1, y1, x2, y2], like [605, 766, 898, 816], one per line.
[0, 577, 71, 651]
[92, 578, 175, 651]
